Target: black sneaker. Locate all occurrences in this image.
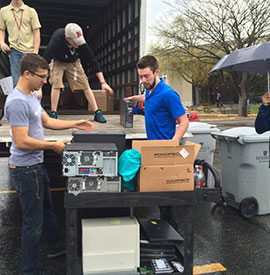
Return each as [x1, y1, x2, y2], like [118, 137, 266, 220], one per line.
[94, 109, 107, 123]
[47, 248, 66, 259]
[47, 242, 66, 259]
[49, 111, 58, 119]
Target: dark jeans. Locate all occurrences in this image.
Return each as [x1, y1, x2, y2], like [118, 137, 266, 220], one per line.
[159, 206, 178, 231]
[9, 48, 24, 87]
[9, 163, 61, 275]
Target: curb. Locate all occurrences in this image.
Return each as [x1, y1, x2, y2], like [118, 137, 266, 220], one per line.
[198, 113, 257, 118]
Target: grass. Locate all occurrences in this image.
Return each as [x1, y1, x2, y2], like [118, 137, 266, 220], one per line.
[203, 106, 214, 113]
[187, 104, 260, 114]
[187, 105, 199, 111]
[187, 104, 216, 113]
[249, 104, 260, 114]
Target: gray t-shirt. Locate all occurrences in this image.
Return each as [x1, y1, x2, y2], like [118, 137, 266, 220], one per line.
[5, 87, 45, 166]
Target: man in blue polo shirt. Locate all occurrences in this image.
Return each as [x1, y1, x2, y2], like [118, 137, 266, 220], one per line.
[126, 55, 189, 229]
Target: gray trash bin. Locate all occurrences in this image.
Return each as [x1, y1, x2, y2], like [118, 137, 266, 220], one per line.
[212, 127, 270, 217]
[182, 122, 220, 187]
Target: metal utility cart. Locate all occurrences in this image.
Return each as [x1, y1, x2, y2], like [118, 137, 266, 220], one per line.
[65, 160, 221, 275]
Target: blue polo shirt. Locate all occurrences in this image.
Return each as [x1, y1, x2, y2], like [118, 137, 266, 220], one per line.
[145, 78, 186, 140]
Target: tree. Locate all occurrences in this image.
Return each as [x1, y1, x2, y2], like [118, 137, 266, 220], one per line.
[150, 44, 212, 105]
[154, 0, 270, 116]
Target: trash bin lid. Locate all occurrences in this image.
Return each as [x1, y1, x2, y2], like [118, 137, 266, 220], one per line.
[212, 127, 270, 143]
[188, 122, 220, 134]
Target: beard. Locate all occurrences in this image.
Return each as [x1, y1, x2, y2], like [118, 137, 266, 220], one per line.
[143, 78, 156, 91]
[149, 78, 156, 90]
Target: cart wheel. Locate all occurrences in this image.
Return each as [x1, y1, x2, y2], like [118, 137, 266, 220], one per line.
[239, 197, 258, 218]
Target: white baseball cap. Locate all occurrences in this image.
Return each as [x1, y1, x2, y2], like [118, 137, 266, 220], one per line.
[65, 23, 86, 46]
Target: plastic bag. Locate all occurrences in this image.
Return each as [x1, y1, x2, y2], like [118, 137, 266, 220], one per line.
[118, 149, 141, 191]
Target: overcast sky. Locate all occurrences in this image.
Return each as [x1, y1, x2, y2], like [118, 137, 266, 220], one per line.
[145, 0, 173, 51]
[147, 0, 171, 21]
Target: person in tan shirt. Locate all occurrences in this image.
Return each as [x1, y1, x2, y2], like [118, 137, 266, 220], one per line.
[0, 0, 41, 87]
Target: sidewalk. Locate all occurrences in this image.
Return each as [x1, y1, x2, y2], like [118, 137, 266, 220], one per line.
[199, 113, 257, 118]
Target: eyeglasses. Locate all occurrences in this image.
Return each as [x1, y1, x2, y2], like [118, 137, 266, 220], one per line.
[29, 70, 49, 79]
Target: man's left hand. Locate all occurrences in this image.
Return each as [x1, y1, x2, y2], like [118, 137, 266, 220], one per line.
[101, 83, 114, 94]
[74, 120, 94, 131]
[262, 92, 270, 106]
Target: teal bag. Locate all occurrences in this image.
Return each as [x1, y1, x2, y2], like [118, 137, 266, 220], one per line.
[118, 149, 141, 191]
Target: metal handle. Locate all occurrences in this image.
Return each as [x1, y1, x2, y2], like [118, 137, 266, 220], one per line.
[194, 159, 221, 188]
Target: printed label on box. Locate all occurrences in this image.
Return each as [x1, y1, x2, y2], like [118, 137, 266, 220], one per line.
[179, 148, 189, 159]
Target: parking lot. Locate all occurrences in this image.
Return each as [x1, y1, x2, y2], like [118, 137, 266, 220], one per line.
[1, 115, 270, 275]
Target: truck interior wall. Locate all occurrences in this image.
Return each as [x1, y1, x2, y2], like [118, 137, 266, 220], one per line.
[0, 0, 141, 112]
[87, 0, 140, 110]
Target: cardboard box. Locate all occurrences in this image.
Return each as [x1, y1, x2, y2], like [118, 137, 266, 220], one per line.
[133, 140, 196, 166]
[88, 90, 114, 113]
[70, 90, 87, 107]
[185, 140, 201, 156]
[132, 140, 179, 154]
[125, 86, 133, 98]
[140, 146, 195, 166]
[138, 164, 194, 192]
[132, 140, 201, 192]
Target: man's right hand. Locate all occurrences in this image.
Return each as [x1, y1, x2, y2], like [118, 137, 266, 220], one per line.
[0, 42, 10, 54]
[124, 96, 138, 107]
[53, 140, 69, 154]
[262, 92, 270, 106]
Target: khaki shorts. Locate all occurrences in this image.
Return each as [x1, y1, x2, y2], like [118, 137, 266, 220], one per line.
[49, 59, 90, 91]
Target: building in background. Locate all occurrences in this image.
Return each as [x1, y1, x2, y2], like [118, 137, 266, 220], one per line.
[162, 72, 193, 107]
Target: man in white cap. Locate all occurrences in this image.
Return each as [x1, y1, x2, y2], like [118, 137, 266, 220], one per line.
[43, 23, 113, 123]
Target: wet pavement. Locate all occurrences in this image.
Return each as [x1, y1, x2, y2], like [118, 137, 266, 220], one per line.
[1, 115, 270, 275]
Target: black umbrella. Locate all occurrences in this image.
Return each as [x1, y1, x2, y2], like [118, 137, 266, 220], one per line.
[210, 42, 270, 91]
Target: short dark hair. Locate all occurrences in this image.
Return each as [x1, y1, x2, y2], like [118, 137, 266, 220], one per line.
[20, 53, 49, 75]
[136, 55, 159, 73]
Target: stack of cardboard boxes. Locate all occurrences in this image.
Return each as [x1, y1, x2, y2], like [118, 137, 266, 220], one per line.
[132, 140, 201, 192]
[88, 90, 114, 113]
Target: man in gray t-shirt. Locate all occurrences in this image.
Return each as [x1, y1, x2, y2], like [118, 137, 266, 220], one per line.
[5, 53, 94, 275]
[5, 87, 44, 166]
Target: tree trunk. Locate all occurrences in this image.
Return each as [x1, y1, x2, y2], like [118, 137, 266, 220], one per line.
[238, 94, 247, 116]
[194, 85, 200, 105]
[238, 72, 248, 117]
[230, 72, 248, 117]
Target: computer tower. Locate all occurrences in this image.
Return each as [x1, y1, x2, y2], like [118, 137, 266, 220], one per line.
[62, 143, 118, 177]
[72, 131, 126, 157]
[120, 99, 133, 128]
